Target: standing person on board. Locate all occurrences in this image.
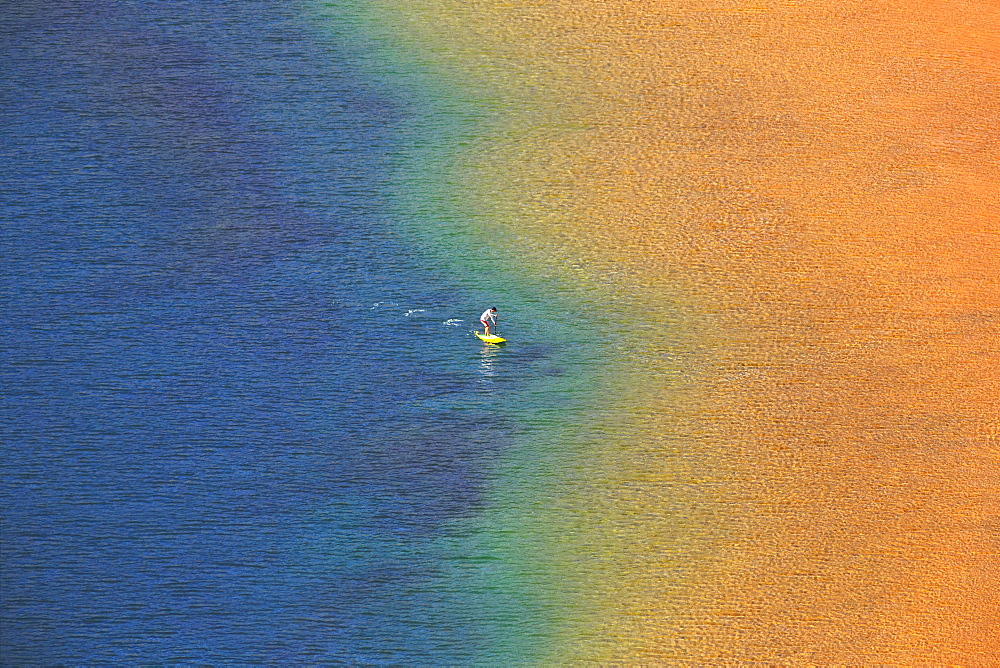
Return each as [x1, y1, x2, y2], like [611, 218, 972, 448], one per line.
[480, 307, 498, 336]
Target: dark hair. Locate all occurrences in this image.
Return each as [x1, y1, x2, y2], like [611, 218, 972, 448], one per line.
[490, 307, 497, 311]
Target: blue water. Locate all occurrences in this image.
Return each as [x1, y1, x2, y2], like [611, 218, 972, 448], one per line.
[1, 2, 576, 663]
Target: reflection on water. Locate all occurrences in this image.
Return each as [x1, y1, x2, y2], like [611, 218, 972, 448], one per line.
[478, 343, 501, 380]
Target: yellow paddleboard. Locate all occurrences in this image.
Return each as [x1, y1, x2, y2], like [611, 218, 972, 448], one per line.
[476, 332, 506, 344]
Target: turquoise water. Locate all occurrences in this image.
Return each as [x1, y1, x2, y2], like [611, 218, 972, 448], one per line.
[1, 2, 608, 662]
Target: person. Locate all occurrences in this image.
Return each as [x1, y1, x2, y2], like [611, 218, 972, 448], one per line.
[480, 307, 498, 336]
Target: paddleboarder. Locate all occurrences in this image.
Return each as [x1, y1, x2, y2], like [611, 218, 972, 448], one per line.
[480, 307, 498, 336]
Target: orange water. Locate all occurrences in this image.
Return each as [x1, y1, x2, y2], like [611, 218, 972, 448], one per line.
[371, 0, 1000, 661]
